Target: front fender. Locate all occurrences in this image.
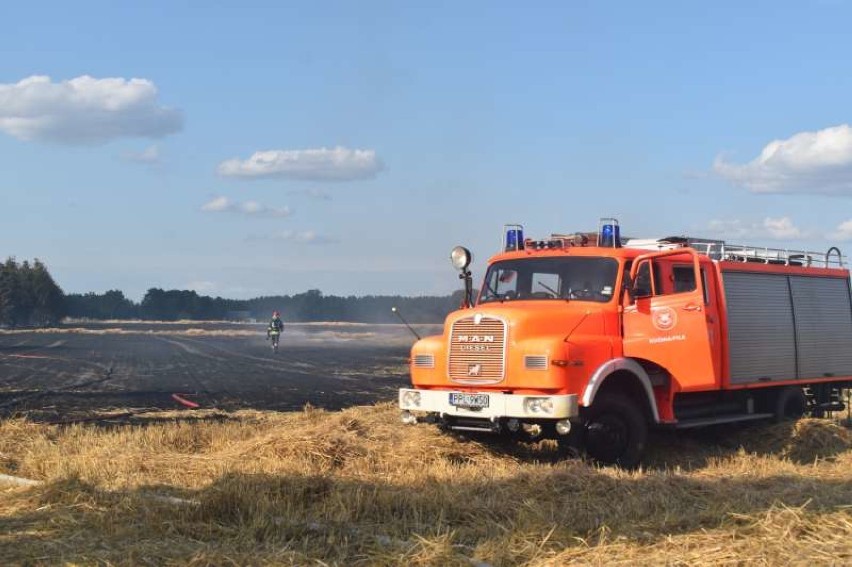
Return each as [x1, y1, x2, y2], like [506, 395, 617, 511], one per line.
[581, 358, 660, 423]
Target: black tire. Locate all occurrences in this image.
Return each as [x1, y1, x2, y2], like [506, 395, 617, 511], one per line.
[583, 394, 648, 469]
[773, 386, 807, 422]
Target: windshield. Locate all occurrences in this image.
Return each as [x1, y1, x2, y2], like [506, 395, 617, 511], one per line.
[479, 257, 619, 303]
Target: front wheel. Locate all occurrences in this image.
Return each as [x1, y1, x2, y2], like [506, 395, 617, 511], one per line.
[583, 394, 648, 469]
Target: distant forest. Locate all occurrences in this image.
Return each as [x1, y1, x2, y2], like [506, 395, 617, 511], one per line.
[1, 257, 463, 327]
[66, 288, 465, 323]
[0, 259, 66, 327]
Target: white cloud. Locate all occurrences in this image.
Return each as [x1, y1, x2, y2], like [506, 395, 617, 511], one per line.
[122, 144, 161, 165]
[288, 187, 333, 200]
[0, 75, 183, 144]
[704, 216, 808, 240]
[249, 230, 337, 245]
[713, 124, 852, 194]
[711, 217, 852, 242]
[276, 230, 337, 244]
[217, 146, 383, 181]
[829, 219, 852, 241]
[761, 217, 803, 239]
[201, 196, 231, 212]
[200, 196, 292, 218]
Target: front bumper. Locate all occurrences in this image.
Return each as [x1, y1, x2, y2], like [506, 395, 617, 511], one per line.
[398, 388, 579, 420]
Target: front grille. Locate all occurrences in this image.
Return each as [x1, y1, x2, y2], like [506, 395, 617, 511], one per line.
[524, 355, 548, 370]
[448, 316, 506, 383]
[413, 354, 435, 368]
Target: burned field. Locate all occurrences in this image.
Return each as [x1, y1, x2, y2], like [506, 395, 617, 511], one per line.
[1, 323, 851, 565]
[0, 322, 432, 420]
[0, 404, 850, 565]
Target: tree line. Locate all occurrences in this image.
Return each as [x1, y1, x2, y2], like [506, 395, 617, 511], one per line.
[2, 257, 464, 326]
[0, 259, 66, 327]
[66, 288, 465, 323]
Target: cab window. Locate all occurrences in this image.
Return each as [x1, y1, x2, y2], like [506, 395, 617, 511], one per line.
[480, 257, 618, 303]
[629, 260, 706, 300]
[633, 262, 654, 297]
[492, 268, 518, 297]
[627, 260, 663, 298]
[673, 265, 709, 303]
[531, 272, 561, 298]
[672, 266, 697, 293]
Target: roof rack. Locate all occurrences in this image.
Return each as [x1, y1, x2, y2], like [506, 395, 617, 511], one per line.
[624, 237, 845, 268]
[692, 242, 845, 268]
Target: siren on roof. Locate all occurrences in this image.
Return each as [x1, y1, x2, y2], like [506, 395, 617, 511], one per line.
[598, 218, 621, 248]
[504, 224, 525, 252]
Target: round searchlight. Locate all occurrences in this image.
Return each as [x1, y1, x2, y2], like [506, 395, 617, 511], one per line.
[450, 246, 473, 270]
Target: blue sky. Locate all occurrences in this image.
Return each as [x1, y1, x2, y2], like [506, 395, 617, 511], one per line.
[2, 1, 852, 299]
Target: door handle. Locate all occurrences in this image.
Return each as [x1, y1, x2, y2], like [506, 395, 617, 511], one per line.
[682, 304, 702, 312]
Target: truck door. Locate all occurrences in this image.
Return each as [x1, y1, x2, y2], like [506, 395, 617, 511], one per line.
[622, 249, 719, 391]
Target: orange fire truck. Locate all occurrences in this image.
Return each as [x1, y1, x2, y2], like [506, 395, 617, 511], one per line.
[399, 219, 852, 466]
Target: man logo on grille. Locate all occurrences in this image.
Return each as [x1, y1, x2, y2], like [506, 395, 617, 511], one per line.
[468, 363, 482, 376]
[457, 335, 495, 343]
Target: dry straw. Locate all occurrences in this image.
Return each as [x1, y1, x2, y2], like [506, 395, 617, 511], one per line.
[1, 404, 850, 565]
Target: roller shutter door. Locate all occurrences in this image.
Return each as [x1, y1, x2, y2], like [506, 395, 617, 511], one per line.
[790, 276, 852, 378]
[724, 272, 796, 384]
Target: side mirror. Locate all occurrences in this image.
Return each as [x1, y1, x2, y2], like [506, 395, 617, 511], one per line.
[628, 261, 654, 300]
[632, 281, 653, 300]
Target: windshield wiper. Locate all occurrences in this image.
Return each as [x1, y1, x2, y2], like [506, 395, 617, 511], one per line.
[537, 281, 560, 298]
[482, 279, 505, 303]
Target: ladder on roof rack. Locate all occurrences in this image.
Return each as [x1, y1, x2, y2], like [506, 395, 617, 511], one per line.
[690, 242, 845, 268]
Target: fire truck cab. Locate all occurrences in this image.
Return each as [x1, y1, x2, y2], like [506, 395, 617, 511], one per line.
[399, 219, 852, 467]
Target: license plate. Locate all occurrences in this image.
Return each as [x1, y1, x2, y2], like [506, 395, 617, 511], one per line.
[449, 392, 489, 409]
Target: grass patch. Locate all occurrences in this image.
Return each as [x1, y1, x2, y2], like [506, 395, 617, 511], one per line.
[1, 404, 851, 565]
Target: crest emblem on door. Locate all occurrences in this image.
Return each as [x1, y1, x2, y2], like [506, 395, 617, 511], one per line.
[652, 307, 677, 331]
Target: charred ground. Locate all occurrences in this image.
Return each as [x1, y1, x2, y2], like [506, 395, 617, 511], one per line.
[1, 323, 851, 565]
[0, 322, 434, 421]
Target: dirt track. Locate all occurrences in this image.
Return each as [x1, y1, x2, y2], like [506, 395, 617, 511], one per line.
[0, 323, 436, 419]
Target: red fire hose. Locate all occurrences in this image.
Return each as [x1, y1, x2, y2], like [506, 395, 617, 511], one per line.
[171, 393, 200, 409]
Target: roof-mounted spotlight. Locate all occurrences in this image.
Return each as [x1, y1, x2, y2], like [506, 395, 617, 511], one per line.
[450, 246, 472, 271]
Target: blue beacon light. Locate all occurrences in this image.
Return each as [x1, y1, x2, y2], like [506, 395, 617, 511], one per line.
[505, 228, 524, 251]
[600, 224, 620, 247]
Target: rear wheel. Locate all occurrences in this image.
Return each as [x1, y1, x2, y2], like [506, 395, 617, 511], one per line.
[583, 394, 647, 468]
[773, 386, 807, 422]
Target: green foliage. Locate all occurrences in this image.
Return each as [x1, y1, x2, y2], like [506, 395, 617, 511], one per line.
[0, 257, 65, 327]
[65, 287, 465, 323]
[65, 290, 138, 320]
[139, 288, 242, 321]
[40, 255, 468, 323]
